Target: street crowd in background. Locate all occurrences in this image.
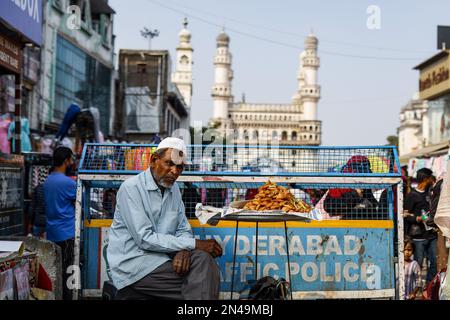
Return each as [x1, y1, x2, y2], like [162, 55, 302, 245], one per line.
[402, 166, 448, 300]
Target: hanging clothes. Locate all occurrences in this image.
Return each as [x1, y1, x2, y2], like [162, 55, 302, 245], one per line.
[40, 137, 53, 155]
[55, 103, 81, 141]
[0, 116, 11, 153]
[7, 118, 32, 153]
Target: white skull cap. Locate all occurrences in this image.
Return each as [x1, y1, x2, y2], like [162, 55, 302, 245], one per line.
[156, 137, 188, 163]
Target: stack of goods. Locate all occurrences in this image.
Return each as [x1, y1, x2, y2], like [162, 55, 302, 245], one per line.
[243, 181, 311, 213]
[124, 147, 156, 171]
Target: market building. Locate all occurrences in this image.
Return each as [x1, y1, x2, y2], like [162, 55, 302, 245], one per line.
[0, 0, 43, 237]
[115, 21, 192, 142]
[38, 0, 116, 139]
[0, 0, 43, 154]
[398, 48, 450, 178]
[116, 49, 189, 142]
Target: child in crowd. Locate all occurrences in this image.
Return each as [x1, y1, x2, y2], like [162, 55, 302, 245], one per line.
[404, 239, 422, 299]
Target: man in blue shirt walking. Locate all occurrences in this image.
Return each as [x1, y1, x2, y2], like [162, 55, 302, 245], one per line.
[44, 147, 77, 300]
[108, 137, 222, 299]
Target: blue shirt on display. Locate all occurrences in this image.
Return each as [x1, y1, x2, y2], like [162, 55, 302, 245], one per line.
[44, 172, 77, 242]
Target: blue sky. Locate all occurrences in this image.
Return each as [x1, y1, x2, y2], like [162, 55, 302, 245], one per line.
[109, 0, 449, 145]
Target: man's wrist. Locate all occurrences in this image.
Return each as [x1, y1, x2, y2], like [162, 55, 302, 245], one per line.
[187, 238, 196, 250]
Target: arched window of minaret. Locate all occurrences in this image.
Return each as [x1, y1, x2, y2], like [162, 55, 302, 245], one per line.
[253, 130, 258, 140]
[292, 131, 297, 141]
[272, 131, 278, 140]
[282, 131, 288, 141]
[233, 130, 239, 139]
[244, 130, 249, 140]
[180, 55, 189, 65]
[245, 115, 247, 120]
[309, 126, 313, 131]
[310, 135, 313, 140]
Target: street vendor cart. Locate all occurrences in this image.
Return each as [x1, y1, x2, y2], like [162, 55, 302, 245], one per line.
[73, 143, 405, 299]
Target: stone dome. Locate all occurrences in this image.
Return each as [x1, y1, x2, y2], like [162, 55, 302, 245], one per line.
[179, 28, 191, 42]
[216, 31, 230, 47]
[305, 33, 318, 48]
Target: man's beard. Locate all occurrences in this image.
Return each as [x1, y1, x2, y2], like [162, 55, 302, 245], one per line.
[157, 177, 175, 189]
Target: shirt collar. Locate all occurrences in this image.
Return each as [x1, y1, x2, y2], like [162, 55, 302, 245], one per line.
[145, 169, 174, 193]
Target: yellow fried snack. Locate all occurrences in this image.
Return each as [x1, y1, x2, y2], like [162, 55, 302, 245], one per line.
[243, 181, 312, 213]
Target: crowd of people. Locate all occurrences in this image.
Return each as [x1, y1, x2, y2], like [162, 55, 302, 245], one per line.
[402, 167, 448, 300]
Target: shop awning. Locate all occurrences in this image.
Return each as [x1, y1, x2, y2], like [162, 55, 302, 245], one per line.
[399, 141, 449, 165]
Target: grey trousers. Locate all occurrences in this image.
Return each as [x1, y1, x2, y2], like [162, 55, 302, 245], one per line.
[115, 250, 220, 300]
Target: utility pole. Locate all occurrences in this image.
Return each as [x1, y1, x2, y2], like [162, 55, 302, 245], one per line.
[140, 27, 159, 50]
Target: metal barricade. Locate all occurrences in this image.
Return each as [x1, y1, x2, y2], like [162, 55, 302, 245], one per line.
[74, 144, 404, 299]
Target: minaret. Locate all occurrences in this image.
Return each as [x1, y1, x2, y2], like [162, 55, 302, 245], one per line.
[211, 30, 233, 127]
[293, 32, 320, 120]
[172, 18, 193, 127]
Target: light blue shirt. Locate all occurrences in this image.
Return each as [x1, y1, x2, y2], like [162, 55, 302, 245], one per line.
[107, 169, 196, 290]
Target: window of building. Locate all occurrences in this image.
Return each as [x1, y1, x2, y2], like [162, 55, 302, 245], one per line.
[137, 63, 147, 73]
[244, 130, 249, 140]
[292, 131, 297, 141]
[252, 130, 258, 140]
[272, 131, 278, 140]
[282, 131, 287, 140]
[54, 35, 112, 134]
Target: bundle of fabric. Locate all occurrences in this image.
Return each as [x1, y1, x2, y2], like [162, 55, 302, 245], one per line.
[324, 156, 378, 218]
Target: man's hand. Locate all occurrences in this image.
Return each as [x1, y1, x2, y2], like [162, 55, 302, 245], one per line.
[195, 239, 223, 258]
[172, 250, 191, 276]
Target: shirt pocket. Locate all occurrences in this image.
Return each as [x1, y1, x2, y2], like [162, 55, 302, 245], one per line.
[157, 205, 180, 235]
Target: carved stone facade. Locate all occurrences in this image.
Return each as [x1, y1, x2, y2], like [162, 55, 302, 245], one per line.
[210, 31, 322, 146]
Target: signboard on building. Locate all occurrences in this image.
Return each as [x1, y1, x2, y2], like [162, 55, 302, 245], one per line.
[0, 34, 21, 74]
[418, 52, 450, 100]
[0, 0, 42, 46]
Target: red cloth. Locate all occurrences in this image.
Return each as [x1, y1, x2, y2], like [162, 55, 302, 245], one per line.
[328, 156, 371, 198]
[36, 264, 53, 291]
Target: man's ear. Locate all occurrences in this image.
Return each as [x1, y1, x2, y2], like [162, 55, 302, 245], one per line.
[150, 153, 158, 164]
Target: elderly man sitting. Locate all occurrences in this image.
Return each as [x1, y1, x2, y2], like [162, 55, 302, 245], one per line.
[107, 137, 222, 300]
